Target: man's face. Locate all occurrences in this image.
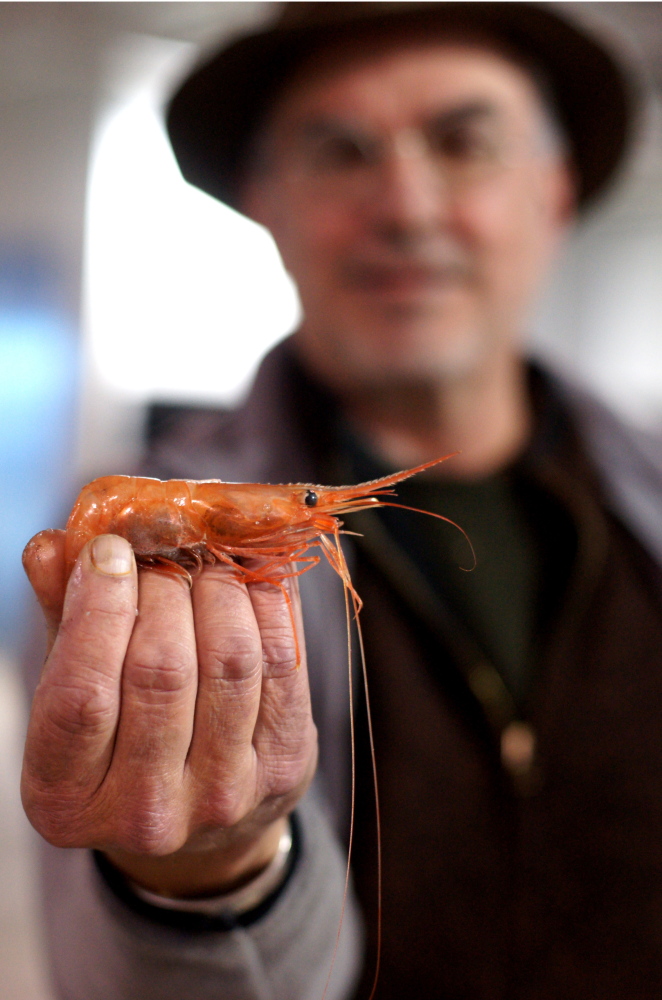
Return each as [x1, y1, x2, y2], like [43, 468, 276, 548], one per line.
[242, 39, 574, 393]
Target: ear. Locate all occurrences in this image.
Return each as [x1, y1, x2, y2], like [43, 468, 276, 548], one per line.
[548, 157, 577, 228]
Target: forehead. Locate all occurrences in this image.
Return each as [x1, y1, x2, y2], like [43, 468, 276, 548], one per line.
[266, 39, 547, 133]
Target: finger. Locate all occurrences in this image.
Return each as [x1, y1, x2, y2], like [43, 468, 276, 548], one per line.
[186, 562, 264, 825]
[22, 535, 138, 834]
[247, 567, 316, 797]
[23, 529, 68, 653]
[108, 568, 199, 850]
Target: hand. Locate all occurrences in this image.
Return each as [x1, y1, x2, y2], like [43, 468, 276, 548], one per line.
[21, 530, 318, 898]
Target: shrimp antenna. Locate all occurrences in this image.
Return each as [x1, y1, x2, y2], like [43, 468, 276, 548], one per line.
[374, 502, 476, 571]
[355, 595, 382, 1000]
[320, 529, 382, 1000]
[321, 579, 357, 1000]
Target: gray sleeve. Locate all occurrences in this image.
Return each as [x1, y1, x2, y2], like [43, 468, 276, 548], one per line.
[40, 794, 364, 1000]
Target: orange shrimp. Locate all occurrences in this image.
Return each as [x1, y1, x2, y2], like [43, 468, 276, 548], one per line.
[64, 453, 471, 626]
[64, 454, 472, 1000]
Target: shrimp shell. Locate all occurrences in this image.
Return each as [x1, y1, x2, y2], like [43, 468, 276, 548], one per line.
[64, 454, 462, 609]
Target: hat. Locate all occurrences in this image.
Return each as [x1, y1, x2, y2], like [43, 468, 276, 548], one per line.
[166, 2, 637, 210]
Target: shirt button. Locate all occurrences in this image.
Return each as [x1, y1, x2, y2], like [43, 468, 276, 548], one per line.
[501, 721, 536, 778]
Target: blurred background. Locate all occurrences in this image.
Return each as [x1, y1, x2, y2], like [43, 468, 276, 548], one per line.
[1, 3, 661, 996]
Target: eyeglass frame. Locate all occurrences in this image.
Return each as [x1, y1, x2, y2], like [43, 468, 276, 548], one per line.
[247, 97, 568, 202]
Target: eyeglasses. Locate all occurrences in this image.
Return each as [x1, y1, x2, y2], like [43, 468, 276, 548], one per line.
[275, 103, 550, 201]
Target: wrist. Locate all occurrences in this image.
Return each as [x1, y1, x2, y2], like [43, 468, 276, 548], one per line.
[124, 819, 294, 918]
[94, 814, 301, 930]
[104, 817, 289, 899]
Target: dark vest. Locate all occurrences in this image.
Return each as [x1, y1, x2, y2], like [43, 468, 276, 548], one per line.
[350, 417, 662, 999]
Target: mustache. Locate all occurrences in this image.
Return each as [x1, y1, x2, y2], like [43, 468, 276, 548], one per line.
[342, 244, 474, 284]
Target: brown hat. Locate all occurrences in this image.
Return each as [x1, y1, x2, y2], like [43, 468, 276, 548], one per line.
[166, 1, 638, 210]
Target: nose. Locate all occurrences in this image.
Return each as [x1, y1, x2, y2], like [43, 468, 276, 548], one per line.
[369, 129, 449, 236]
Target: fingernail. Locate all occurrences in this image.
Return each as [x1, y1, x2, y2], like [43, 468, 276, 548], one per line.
[91, 535, 133, 576]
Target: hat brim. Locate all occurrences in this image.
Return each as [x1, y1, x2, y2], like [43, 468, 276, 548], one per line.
[166, 1, 637, 210]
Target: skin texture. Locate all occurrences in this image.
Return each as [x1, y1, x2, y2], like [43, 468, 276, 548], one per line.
[23, 530, 316, 895]
[22, 38, 576, 896]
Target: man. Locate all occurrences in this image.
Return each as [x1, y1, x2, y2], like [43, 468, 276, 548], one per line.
[22, 4, 662, 999]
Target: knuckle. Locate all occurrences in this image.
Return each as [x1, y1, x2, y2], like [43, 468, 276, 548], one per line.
[29, 818, 75, 848]
[120, 822, 182, 857]
[260, 626, 299, 676]
[21, 787, 92, 848]
[116, 797, 185, 855]
[261, 755, 312, 799]
[258, 725, 318, 797]
[125, 647, 193, 699]
[204, 787, 250, 829]
[21, 794, 67, 844]
[33, 815, 85, 849]
[43, 679, 117, 739]
[202, 629, 262, 681]
[26, 784, 187, 856]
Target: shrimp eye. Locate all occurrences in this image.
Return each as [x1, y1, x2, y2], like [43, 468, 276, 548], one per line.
[304, 490, 318, 507]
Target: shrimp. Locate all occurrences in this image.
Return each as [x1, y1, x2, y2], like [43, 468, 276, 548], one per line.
[64, 453, 471, 635]
[63, 453, 472, 1000]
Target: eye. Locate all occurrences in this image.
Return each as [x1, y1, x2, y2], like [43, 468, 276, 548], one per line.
[428, 122, 500, 165]
[304, 490, 318, 508]
[314, 135, 368, 170]
[300, 123, 378, 174]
